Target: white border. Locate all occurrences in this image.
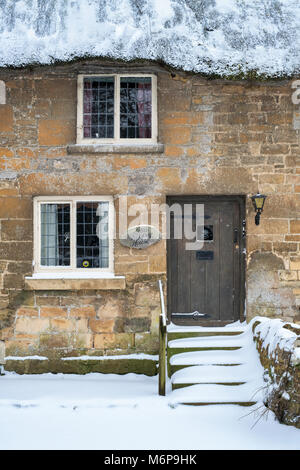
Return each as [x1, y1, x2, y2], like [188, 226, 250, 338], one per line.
[33, 196, 115, 274]
[76, 74, 158, 145]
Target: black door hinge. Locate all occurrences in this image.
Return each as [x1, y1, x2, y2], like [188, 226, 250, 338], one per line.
[242, 219, 246, 238]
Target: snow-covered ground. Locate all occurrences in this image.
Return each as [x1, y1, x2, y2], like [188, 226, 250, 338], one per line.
[0, 372, 299, 450]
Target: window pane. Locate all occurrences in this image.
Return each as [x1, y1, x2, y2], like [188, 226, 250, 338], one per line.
[76, 202, 109, 268]
[197, 225, 214, 241]
[83, 77, 114, 139]
[120, 77, 152, 139]
[40, 204, 70, 266]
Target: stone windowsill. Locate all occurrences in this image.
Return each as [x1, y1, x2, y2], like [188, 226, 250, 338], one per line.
[25, 273, 126, 291]
[67, 143, 164, 154]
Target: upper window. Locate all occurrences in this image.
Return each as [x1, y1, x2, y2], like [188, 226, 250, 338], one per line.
[77, 74, 157, 144]
[34, 196, 114, 273]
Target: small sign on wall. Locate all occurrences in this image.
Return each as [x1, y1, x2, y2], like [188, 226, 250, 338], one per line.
[120, 225, 161, 249]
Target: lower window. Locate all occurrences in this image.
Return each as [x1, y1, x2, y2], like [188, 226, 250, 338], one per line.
[35, 196, 113, 273]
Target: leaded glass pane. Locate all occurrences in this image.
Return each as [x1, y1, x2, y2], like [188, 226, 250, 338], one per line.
[83, 77, 114, 139]
[76, 202, 109, 268]
[120, 77, 152, 139]
[40, 204, 70, 266]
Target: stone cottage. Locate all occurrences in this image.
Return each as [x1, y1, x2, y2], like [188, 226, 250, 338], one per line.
[0, 1, 299, 374]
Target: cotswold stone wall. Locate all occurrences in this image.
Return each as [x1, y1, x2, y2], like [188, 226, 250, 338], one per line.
[253, 320, 300, 428]
[0, 61, 300, 363]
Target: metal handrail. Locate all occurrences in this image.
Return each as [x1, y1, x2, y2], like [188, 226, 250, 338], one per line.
[158, 279, 167, 396]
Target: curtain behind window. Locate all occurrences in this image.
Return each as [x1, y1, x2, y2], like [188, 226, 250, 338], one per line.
[137, 82, 151, 138]
[41, 204, 59, 266]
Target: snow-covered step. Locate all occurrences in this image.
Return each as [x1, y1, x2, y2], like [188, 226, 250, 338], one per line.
[169, 350, 245, 377]
[170, 349, 245, 367]
[166, 322, 265, 405]
[171, 364, 256, 388]
[167, 335, 244, 363]
[169, 382, 263, 406]
[167, 323, 246, 341]
[168, 334, 246, 350]
[167, 321, 246, 333]
[167, 322, 245, 334]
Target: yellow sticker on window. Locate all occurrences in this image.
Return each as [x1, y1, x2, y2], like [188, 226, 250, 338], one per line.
[82, 260, 90, 268]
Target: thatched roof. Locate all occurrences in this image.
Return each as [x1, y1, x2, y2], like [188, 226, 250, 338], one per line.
[0, 0, 299, 77]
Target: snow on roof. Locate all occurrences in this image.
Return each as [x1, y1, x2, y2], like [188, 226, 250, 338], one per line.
[0, 0, 299, 78]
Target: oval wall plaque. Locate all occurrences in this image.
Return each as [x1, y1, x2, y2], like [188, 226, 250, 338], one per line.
[120, 225, 161, 249]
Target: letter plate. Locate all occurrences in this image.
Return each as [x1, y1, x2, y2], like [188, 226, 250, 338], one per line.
[196, 250, 214, 260]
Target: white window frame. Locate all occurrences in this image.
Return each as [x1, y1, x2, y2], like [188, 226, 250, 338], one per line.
[76, 73, 158, 145]
[33, 196, 114, 274]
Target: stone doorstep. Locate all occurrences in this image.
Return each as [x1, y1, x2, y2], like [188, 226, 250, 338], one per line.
[24, 277, 126, 290]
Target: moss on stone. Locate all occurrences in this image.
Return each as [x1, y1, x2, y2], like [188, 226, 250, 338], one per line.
[4, 357, 158, 376]
[134, 332, 159, 354]
[0, 290, 36, 331]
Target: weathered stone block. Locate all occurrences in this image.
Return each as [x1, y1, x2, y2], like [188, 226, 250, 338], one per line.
[134, 283, 160, 308]
[0, 198, 32, 218]
[5, 339, 37, 355]
[0, 147, 14, 158]
[134, 332, 159, 353]
[40, 307, 67, 318]
[7, 262, 32, 274]
[273, 242, 298, 253]
[0, 242, 33, 261]
[290, 220, 300, 233]
[39, 333, 69, 349]
[35, 296, 61, 307]
[35, 79, 76, 101]
[290, 258, 300, 271]
[285, 235, 300, 242]
[247, 218, 289, 235]
[161, 126, 191, 145]
[94, 332, 134, 350]
[261, 144, 289, 155]
[124, 317, 151, 333]
[115, 261, 149, 274]
[1, 220, 32, 241]
[93, 333, 104, 349]
[3, 273, 24, 289]
[89, 319, 115, 333]
[15, 317, 50, 334]
[149, 255, 166, 273]
[74, 332, 93, 349]
[97, 298, 124, 319]
[0, 105, 13, 132]
[70, 306, 96, 318]
[76, 318, 89, 333]
[156, 167, 182, 190]
[50, 318, 75, 332]
[278, 270, 298, 282]
[38, 119, 75, 146]
[17, 307, 39, 317]
[258, 174, 285, 184]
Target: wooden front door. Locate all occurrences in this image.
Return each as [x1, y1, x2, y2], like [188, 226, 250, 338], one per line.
[167, 196, 245, 326]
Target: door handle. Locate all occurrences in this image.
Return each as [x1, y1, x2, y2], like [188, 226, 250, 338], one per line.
[233, 228, 238, 244]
